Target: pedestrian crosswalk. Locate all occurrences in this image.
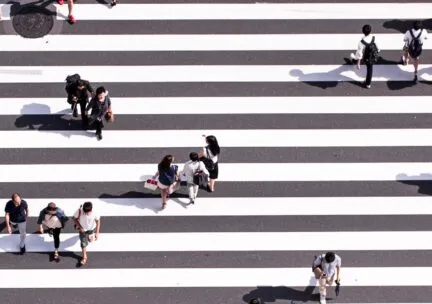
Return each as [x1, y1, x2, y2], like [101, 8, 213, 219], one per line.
[0, 0, 431, 303]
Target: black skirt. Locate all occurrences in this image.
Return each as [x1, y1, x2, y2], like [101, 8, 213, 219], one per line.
[209, 162, 219, 179]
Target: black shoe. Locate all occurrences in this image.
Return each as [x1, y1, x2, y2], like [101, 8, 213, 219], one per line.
[189, 199, 195, 204]
[73, 111, 78, 117]
[20, 246, 26, 255]
[414, 74, 418, 83]
[97, 133, 102, 141]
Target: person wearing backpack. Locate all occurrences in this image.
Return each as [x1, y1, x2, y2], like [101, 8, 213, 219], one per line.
[153, 155, 179, 209]
[199, 135, 220, 192]
[65, 74, 94, 128]
[402, 21, 428, 83]
[350, 24, 379, 89]
[181, 152, 209, 204]
[312, 252, 342, 304]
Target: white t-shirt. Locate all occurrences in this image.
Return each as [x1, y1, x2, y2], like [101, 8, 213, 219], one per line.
[354, 35, 379, 60]
[182, 160, 209, 183]
[404, 29, 428, 45]
[73, 208, 100, 231]
[313, 254, 342, 278]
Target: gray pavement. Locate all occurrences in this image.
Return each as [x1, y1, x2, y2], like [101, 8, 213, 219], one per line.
[0, 0, 431, 303]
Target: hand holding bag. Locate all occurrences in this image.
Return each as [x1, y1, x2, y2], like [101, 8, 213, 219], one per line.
[144, 178, 158, 191]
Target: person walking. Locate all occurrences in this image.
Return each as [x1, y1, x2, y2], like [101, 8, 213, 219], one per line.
[181, 152, 209, 204]
[4, 193, 29, 254]
[402, 20, 428, 83]
[350, 24, 379, 89]
[312, 252, 341, 304]
[199, 135, 220, 192]
[57, 0, 75, 24]
[86, 86, 113, 141]
[153, 155, 179, 209]
[73, 202, 101, 266]
[37, 202, 68, 261]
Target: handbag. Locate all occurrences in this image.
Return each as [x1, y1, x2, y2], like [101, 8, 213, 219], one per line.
[144, 179, 158, 191]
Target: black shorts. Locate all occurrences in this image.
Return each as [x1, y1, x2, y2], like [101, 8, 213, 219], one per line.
[209, 162, 219, 179]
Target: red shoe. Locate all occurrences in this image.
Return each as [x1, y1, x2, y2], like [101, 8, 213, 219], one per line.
[58, 0, 64, 4]
[68, 15, 76, 24]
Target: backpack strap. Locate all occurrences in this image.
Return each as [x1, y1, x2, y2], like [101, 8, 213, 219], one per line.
[416, 29, 423, 39]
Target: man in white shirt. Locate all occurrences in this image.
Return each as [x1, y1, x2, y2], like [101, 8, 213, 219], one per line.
[73, 202, 101, 266]
[181, 152, 209, 204]
[350, 24, 379, 89]
[402, 20, 428, 83]
[312, 252, 341, 304]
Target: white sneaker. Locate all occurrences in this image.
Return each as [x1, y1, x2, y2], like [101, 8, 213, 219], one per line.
[320, 294, 326, 304]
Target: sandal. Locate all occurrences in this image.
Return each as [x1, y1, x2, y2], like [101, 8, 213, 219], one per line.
[80, 257, 87, 265]
[53, 252, 59, 260]
[161, 202, 167, 209]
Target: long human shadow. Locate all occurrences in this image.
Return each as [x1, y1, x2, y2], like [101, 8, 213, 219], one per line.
[292, 57, 422, 91]
[242, 277, 328, 303]
[14, 103, 97, 139]
[383, 19, 432, 33]
[397, 173, 432, 196]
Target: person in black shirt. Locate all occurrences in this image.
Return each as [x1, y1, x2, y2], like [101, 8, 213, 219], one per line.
[67, 79, 94, 128]
[4, 193, 29, 254]
[85, 86, 113, 141]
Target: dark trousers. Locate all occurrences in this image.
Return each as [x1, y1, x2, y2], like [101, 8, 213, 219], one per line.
[70, 99, 88, 127]
[365, 63, 373, 86]
[94, 119, 103, 135]
[50, 228, 61, 249]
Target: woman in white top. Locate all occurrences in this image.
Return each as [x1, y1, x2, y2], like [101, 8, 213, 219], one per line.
[37, 202, 68, 261]
[199, 135, 220, 192]
[181, 152, 209, 204]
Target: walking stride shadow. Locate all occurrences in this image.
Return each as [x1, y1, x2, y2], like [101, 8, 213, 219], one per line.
[397, 173, 432, 196]
[383, 19, 432, 33]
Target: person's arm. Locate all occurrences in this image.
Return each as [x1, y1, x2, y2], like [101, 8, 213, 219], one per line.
[95, 217, 101, 240]
[73, 209, 84, 232]
[85, 99, 94, 113]
[36, 209, 44, 234]
[4, 212, 11, 234]
[336, 257, 341, 281]
[312, 256, 324, 277]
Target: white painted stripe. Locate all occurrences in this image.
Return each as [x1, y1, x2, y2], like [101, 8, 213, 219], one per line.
[2, 232, 432, 253]
[17, 197, 432, 216]
[0, 65, 430, 83]
[0, 163, 430, 182]
[0, 34, 427, 52]
[51, 3, 432, 20]
[0, 267, 431, 288]
[4, 96, 432, 115]
[2, 129, 432, 148]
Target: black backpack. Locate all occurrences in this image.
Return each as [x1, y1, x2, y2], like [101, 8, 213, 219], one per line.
[361, 36, 379, 64]
[65, 74, 81, 94]
[408, 29, 423, 58]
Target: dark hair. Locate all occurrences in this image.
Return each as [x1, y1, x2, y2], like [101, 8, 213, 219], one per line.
[46, 202, 57, 212]
[96, 86, 106, 96]
[324, 252, 336, 263]
[77, 80, 85, 87]
[206, 135, 220, 156]
[189, 152, 199, 162]
[11, 193, 20, 200]
[158, 155, 173, 172]
[362, 24, 372, 36]
[413, 20, 422, 31]
[83, 202, 93, 213]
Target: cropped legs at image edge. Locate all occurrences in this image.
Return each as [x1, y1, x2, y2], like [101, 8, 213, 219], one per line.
[0, 1, 432, 304]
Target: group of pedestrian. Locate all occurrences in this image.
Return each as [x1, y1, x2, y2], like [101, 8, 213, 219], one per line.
[65, 74, 114, 140]
[58, 0, 119, 24]
[148, 135, 221, 209]
[4, 194, 101, 266]
[351, 20, 427, 88]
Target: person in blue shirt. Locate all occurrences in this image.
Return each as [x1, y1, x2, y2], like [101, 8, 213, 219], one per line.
[4, 193, 29, 254]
